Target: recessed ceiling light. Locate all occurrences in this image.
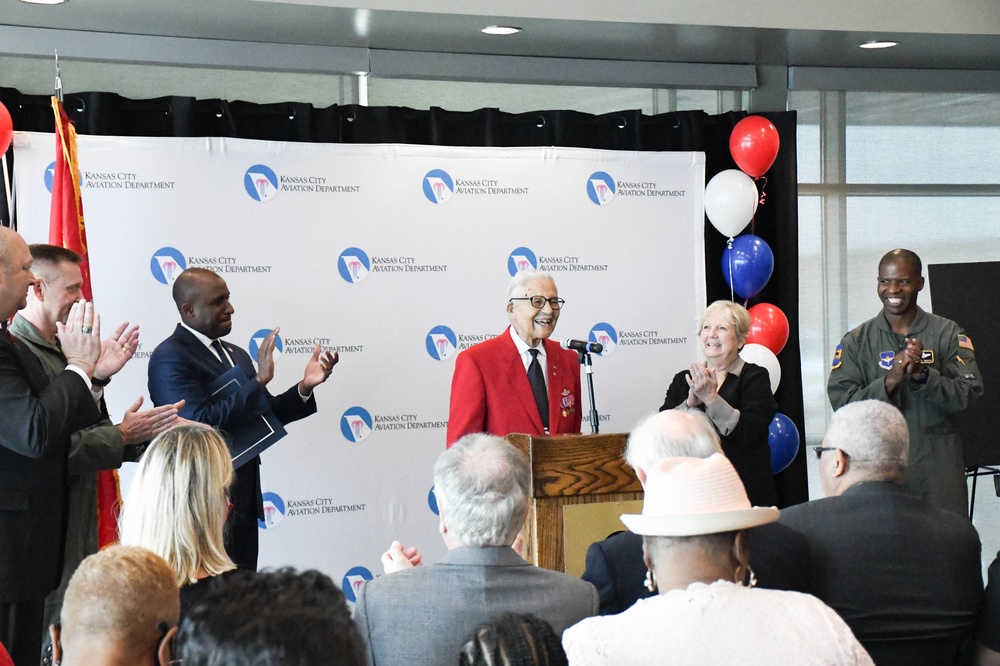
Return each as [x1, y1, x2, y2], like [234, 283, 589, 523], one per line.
[482, 25, 522, 36]
[19, 0, 67, 4]
[859, 40, 899, 49]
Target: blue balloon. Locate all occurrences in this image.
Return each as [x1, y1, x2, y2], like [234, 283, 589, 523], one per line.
[769, 412, 800, 474]
[721, 234, 774, 299]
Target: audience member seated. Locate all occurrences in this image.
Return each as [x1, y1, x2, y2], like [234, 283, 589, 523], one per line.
[49, 545, 179, 666]
[977, 551, 1000, 666]
[177, 567, 364, 666]
[777, 400, 983, 666]
[562, 454, 873, 665]
[118, 425, 238, 620]
[354, 433, 598, 666]
[582, 409, 811, 615]
[460, 613, 568, 666]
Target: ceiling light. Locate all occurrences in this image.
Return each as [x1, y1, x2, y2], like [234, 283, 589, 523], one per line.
[482, 26, 521, 36]
[19, 0, 67, 4]
[859, 40, 899, 49]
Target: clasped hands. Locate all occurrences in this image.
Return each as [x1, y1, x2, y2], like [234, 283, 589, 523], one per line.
[885, 337, 926, 394]
[685, 362, 719, 407]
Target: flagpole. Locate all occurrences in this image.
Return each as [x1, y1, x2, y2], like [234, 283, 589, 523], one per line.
[55, 50, 63, 102]
[1, 153, 12, 231]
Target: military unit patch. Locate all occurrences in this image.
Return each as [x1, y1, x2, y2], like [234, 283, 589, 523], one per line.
[920, 349, 934, 364]
[879, 351, 895, 370]
[958, 334, 974, 351]
[831, 343, 843, 370]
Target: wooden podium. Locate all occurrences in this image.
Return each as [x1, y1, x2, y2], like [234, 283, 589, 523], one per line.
[506, 432, 642, 573]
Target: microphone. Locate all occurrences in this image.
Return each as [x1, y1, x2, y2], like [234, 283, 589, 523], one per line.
[561, 338, 603, 354]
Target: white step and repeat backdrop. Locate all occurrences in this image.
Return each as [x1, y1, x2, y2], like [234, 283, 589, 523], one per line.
[13, 133, 705, 601]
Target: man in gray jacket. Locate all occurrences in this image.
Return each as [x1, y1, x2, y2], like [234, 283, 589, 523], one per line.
[353, 433, 598, 666]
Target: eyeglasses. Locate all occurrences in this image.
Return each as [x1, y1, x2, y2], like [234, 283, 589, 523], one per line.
[813, 446, 851, 460]
[509, 296, 565, 310]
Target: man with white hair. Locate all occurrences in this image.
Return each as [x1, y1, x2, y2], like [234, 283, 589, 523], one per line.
[354, 433, 598, 666]
[582, 410, 810, 614]
[447, 269, 581, 446]
[778, 400, 982, 666]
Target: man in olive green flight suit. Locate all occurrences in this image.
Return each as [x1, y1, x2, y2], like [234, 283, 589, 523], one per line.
[828, 249, 982, 517]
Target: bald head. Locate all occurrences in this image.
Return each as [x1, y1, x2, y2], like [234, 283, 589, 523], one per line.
[54, 545, 179, 666]
[879, 249, 922, 276]
[624, 410, 722, 479]
[171, 268, 234, 338]
[0, 227, 36, 320]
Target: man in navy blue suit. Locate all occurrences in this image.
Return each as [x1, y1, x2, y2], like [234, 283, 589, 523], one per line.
[148, 267, 337, 571]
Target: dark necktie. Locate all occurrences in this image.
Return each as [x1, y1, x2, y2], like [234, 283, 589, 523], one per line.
[211, 339, 232, 367]
[527, 348, 549, 430]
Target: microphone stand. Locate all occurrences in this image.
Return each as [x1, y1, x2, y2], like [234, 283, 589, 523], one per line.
[578, 351, 600, 434]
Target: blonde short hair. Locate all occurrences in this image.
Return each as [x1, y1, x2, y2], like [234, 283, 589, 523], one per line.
[698, 300, 751, 348]
[119, 425, 235, 585]
[60, 545, 178, 649]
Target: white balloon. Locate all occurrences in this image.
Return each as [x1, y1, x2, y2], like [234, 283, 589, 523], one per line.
[740, 343, 781, 394]
[704, 169, 759, 238]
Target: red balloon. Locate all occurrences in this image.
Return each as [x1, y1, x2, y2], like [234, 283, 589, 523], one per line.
[730, 116, 780, 178]
[0, 102, 12, 155]
[746, 303, 789, 355]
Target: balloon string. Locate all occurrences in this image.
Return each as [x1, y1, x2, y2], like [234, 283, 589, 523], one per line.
[758, 176, 768, 207]
[727, 237, 735, 303]
[1, 154, 13, 229]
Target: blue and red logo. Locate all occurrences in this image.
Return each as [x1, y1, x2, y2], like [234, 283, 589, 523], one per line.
[507, 247, 538, 276]
[258, 492, 285, 529]
[341, 406, 373, 442]
[244, 164, 279, 202]
[43, 161, 57, 193]
[587, 172, 616, 206]
[589, 322, 618, 356]
[150, 247, 186, 285]
[342, 565, 374, 603]
[423, 169, 454, 204]
[428, 485, 439, 515]
[338, 247, 371, 284]
[426, 326, 457, 361]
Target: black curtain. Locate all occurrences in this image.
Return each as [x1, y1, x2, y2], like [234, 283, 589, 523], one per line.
[0, 87, 806, 505]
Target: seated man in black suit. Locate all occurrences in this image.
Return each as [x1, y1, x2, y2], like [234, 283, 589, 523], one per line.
[581, 409, 811, 615]
[778, 400, 983, 666]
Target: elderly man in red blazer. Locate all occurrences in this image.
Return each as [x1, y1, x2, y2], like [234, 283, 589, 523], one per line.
[447, 270, 582, 447]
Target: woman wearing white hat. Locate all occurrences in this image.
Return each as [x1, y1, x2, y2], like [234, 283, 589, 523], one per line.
[562, 454, 873, 665]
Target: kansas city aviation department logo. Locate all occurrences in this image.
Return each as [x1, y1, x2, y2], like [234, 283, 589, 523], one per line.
[587, 171, 616, 206]
[258, 492, 285, 529]
[426, 326, 457, 361]
[589, 322, 619, 356]
[244, 164, 279, 202]
[423, 169, 454, 204]
[507, 247, 538, 276]
[341, 406, 373, 442]
[44, 161, 57, 193]
[338, 247, 371, 284]
[150, 247, 187, 285]
[249, 329, 283, 363]
[342, 566, 374, 604]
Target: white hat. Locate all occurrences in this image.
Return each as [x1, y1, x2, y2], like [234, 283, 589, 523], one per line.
[621, 453, 778, 537]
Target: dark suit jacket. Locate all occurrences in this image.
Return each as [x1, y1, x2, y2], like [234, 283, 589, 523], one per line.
[778, 482, 983, 666]
[581, 523, 812, 616]
[0, 333, 101, 602]
[354, 546, 598, 666]
[447, 328, 582, 446]
[147, 325, 316, 564]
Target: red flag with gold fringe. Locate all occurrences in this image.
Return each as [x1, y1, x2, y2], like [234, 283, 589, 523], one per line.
[49, 96, 122, 549]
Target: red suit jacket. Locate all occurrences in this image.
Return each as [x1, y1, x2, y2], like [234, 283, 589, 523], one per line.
[447, 327, 582, 446]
